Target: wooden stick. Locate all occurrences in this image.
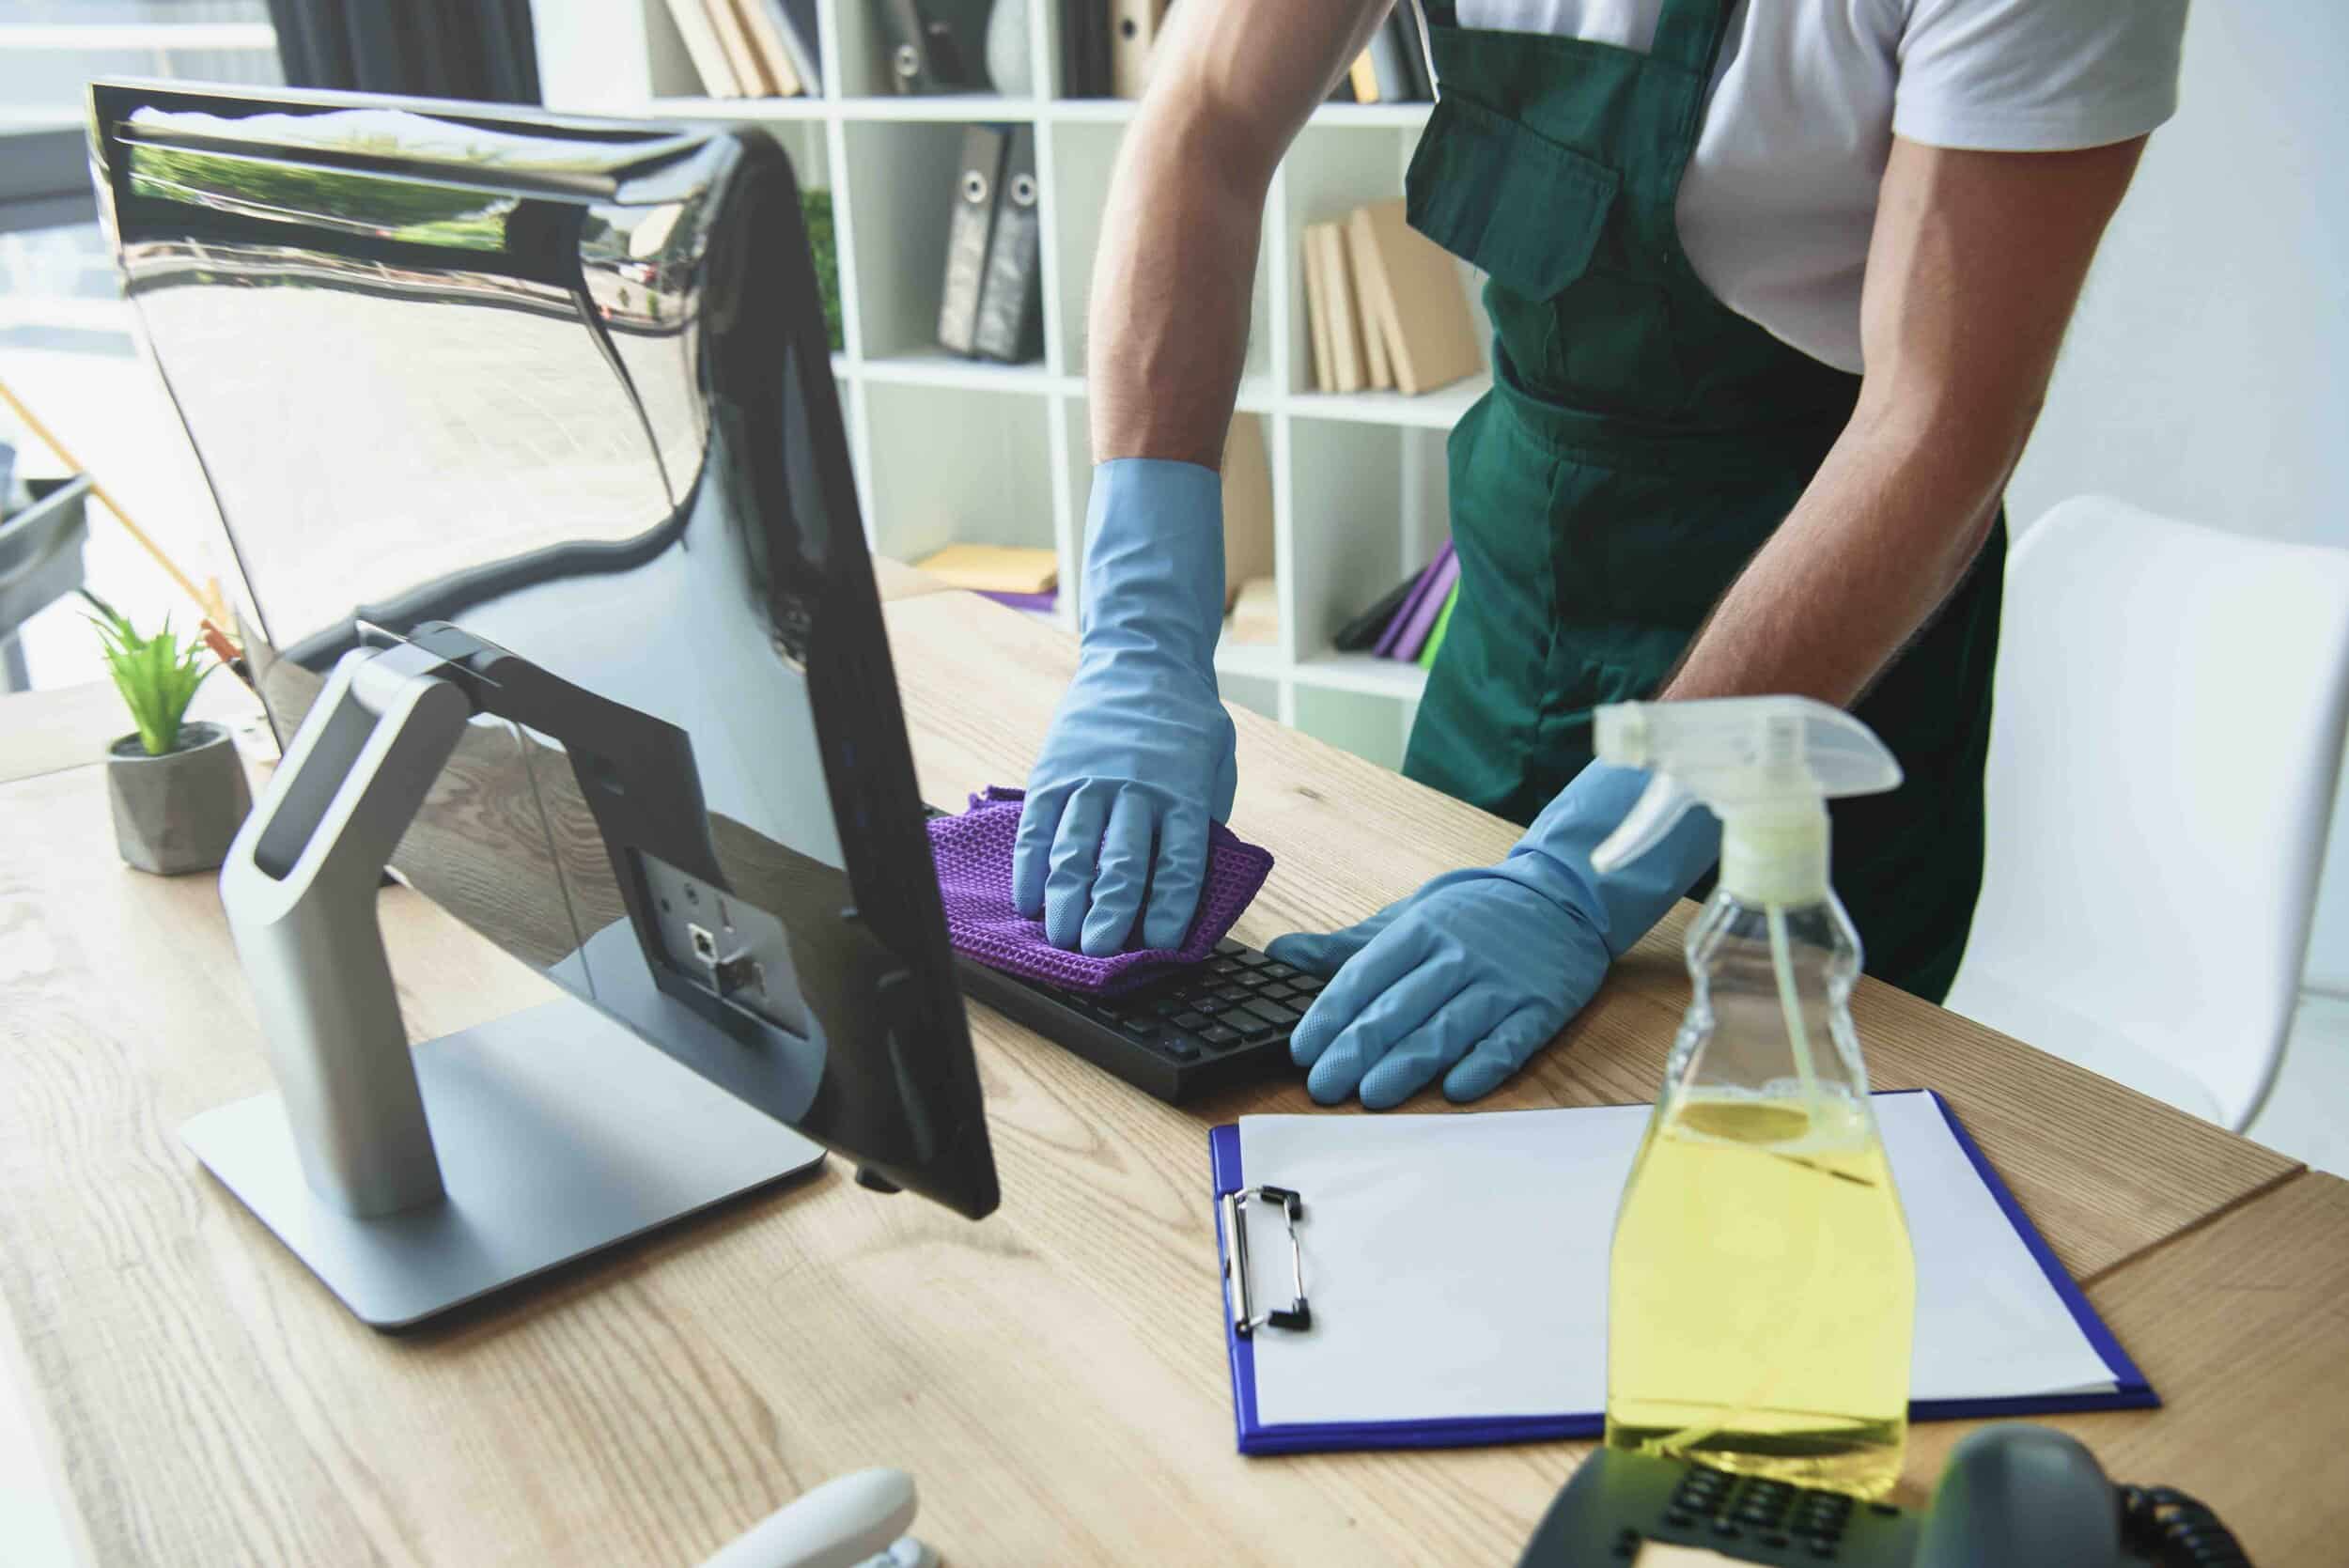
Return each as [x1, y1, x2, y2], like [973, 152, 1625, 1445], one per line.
[0, 372, 232, 630]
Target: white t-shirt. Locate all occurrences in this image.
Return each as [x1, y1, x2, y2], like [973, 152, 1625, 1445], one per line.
[1449, 0, 2186, 371]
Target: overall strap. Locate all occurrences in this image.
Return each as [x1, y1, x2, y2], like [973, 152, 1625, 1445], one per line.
[1646, 0, 1737, 78]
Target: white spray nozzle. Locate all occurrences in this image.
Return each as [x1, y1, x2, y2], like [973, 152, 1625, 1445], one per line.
[1590, 697, 1902, 904]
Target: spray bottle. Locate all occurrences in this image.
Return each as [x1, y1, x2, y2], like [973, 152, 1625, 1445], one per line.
[1592, 695, 1915, 1499]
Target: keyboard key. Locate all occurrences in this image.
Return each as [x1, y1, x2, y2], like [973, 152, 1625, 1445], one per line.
[1152, 998, 1187, 1016]
[1260, 962, 1299, 981]
[1258, 985, 1299, 1004]
[1119, 1017, 1160, 1040]
[1237, 1000, 1301, 1031]
[1191, 997, 1230, 1016]
[1158, 1033, 1203, 1061]
[1289, 974, 1326, 995]
[1214, 939, 1246, 956]
[1172, 1012, 1213, 1032]
[1211, 986, 1251, 1004]
[1200, 1025, 1244, 1048]
[1206, 958, 1246, 979]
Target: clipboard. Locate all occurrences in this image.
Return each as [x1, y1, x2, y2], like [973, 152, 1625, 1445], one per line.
[1208, 1089, 2155, 1456]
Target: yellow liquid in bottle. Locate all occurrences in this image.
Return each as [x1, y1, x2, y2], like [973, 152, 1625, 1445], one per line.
[1605, 1090, 1915, 1498]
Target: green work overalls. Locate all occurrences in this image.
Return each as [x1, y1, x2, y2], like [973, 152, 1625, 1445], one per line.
[1398, 0, 2004, 1001]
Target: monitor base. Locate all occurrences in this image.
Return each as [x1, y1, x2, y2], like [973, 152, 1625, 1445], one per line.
[183, 996, 826, 1328]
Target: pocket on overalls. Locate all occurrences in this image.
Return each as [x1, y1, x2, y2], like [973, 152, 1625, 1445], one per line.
[1406, 92, 1615, 380]
[1406, 91, 1685, 416]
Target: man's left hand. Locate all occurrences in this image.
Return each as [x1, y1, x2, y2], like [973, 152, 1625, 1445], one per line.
[1268, 868, 1608, 1107]
[1266, 761, 1721, 1109]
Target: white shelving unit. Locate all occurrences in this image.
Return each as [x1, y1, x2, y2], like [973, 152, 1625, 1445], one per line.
[537, 0, 1488, 771]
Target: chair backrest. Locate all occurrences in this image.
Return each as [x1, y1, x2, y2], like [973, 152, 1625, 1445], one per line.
[0, 473, 92, 647]
[1957, 496, 2349, 1126]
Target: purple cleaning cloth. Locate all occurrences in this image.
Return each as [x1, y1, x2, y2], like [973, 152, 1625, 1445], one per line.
[927, 786, 1274, 994]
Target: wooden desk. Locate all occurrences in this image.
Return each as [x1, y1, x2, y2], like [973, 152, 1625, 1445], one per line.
[0, 586, 2330, 1566]
[0, 674, 261, 788]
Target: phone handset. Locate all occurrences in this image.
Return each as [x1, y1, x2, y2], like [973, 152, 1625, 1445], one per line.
[1915, 1425, 2123, 1565]
[1921, 1426, 2254, 1567]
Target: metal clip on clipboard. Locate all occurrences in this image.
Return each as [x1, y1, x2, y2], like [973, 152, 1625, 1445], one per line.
[1221, 1184, 1310, 1338]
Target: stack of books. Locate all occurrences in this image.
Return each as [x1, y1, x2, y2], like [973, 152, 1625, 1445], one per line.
[1334, 5, 1435, 103]
[664, 0, 823, 98]
[1301, 199, 1482, 397]
[1334, 544, 1458, 669]
[1225, 577, 1279, 646]
[1061, 2, 1427, 102]
[915, 543, 1059, 613]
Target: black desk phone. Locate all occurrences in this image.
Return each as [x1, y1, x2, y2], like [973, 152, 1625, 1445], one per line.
[1517, 1425, 2252, 1566]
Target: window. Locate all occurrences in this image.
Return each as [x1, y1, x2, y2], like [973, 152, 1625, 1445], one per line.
[0, 4, 279, 685]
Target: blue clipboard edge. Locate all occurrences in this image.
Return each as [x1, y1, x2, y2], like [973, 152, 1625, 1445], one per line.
[1916, 1088, 2157, 1418]
[1207, 1090, 2157, 1458]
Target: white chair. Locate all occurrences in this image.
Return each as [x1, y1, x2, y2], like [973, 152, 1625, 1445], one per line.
[1943, 496, 2349, 1130]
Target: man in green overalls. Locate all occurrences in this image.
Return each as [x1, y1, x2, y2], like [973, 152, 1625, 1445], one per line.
[1016, 0, 2183, 1107]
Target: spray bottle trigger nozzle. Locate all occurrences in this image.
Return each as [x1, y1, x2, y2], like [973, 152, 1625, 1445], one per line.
[1591, 774, 1700, 875]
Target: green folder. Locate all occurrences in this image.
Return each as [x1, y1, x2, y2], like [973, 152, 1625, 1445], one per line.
[1417, 582, 1458, 669]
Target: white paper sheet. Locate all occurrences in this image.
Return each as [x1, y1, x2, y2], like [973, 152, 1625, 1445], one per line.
[1235, 1092, 2118, 1430]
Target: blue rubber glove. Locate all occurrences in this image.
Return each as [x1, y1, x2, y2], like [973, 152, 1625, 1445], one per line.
[1015, 459, 1237, 955]
[1267, 763, 1719, 1108]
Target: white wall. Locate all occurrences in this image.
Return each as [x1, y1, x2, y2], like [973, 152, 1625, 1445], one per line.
[2005, 1, 2349, 992]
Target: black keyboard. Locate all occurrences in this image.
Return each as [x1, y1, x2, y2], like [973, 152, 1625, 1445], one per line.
[943, 936, 1320, 1105]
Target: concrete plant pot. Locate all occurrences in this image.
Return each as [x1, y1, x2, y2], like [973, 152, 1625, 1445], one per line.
[107, 721, 252, 876]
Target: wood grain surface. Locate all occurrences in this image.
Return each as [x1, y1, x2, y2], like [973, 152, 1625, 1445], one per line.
[1904, 1172, 2349, 1567]
[0, 583, 2331, 1566]
[881, 591, 2297, 1283]
[0, 675, 262, 787]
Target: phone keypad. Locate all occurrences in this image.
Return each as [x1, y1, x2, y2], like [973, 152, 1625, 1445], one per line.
[1662, 1467, 1859, 1560]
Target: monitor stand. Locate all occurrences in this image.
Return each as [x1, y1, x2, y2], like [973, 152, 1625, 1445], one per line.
[181, 643, 825, 1329]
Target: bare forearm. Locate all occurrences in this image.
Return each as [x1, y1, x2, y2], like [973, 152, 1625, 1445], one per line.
[1658, 402, 2015, 704]
[1663, 134, 2145, 706]
[1089, 0, 1388, 466]
[1087, 105, 1268, 466]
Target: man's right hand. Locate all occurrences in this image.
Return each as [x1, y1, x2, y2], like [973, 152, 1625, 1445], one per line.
[1014, 458, 1237, 956]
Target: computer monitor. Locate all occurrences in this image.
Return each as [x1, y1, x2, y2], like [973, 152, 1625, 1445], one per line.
[89, 80, 997, 1326]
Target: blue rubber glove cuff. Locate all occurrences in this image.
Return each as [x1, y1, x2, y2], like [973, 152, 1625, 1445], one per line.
[1012, 458, 1238, 955]
[1078, 458, 1225, 671]
[1496, 760, 1721, 961]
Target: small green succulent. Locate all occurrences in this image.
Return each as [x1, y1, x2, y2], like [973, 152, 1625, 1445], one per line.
[82, 589, 215, 756]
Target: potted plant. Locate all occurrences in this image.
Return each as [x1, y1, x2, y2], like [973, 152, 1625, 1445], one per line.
[84, 591, 251, 875]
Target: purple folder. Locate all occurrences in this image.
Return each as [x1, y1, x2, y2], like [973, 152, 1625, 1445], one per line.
[977, 588, 1058, 613]
[1371, 542, 1454, 659]
[1207, 1089, 2155, 1456]
[1384, 548, 1458, 662]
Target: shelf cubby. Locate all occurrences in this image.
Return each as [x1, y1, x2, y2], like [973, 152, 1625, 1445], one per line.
[540, 0, 1484, 762]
